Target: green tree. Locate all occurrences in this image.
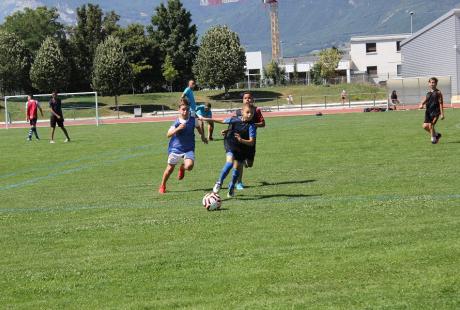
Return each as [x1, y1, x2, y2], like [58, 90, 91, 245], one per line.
[68, 4, 119, 91]
[317, 47, 343, 81]
[310, 62, 323, 85]
[193, 25, 246, 94]
[264, 60, 286, 86]
[30, 37, 69, 93]
[162, 54, 178, 92]
[92, 36, 132, 115]
[292, 59, 299, 84]
[148, 0, 198, 89]
[0, 7, 65, 58]
[0, 30, 30, 95]
[115, 24, 160, 92]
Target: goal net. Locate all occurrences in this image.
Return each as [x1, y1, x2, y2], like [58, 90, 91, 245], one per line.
[4, 91, 99, 129]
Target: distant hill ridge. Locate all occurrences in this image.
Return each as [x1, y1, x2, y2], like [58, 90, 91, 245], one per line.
[1, 0, 459, 56]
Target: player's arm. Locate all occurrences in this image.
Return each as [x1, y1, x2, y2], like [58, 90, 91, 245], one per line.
[38, 102, 44, 117]
[166, 123, 186, 138]
[439, 91, 445, 119]
[198, 116, 227, 124]
[234, 133, 255, 146]
[419, 97, 427, 109]
[49, 104, 61, 119]
[254, 109, 265, 128]
[26, 102, 29, 121]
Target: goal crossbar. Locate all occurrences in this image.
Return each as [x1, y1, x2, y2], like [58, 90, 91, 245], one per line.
[4, 91, 99, 129]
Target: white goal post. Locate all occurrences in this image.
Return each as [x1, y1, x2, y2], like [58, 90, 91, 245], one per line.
[4, 91, 99, 129]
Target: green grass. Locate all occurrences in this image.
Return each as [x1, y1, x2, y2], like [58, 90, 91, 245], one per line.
[1, 109, 459, 309]
[0, 83, 386, 122]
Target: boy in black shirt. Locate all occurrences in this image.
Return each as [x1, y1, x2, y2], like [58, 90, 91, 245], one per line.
[49, 91, 71, 143]
[419, 78, 444, 144]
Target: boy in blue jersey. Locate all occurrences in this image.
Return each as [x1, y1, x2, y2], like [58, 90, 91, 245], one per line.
[159, 98, 208, 194]
[199, 103, 256, 198]
[195, 103, 214, 141]
[181, 79, 197, 116]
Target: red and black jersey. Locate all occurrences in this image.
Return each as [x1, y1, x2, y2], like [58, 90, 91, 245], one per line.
[27, 100, 40, 120]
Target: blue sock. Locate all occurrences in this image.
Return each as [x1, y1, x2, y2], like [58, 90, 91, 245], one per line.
[218, 162, 233, 184]
[229, 168, 240, 189]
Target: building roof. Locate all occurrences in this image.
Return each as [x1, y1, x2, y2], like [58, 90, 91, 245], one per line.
[401, 8, 460, 46]
[351, 33, 411, 43]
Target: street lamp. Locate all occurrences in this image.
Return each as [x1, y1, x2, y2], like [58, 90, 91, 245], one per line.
[409, 11, 415, 34]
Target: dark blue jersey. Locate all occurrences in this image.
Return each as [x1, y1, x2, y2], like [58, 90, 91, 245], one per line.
[223, 116, 256, 154]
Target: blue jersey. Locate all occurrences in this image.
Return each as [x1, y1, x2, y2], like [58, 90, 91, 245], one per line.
[195, 105, 212, 118]
[168, 117, 198, 154]
[223, 116, 256, 154]
[183, 87, 196, 111]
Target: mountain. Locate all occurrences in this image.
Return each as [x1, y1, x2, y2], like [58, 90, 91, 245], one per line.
[1, 0, 459, 56]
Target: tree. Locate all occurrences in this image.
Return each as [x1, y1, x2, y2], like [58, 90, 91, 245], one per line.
[92, 36, 132, 115]
[148, 0, 198, 89]
[115, 24, 160, 92]
[0, 7, 65, 58]
[68, 4, 119, 91]
[264, 60, 286, 86]
[30, 37, 69, 93]
[193, 26, 246, 94]
[310, 62, 323, 85]
[0, 31, 30, 95]
[316, 47, 343, 81]
[162, 54, 178, 92]
[292, 59, 299, 84]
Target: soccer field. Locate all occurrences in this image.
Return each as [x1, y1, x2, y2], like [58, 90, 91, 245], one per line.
[1, 110, 459, 309]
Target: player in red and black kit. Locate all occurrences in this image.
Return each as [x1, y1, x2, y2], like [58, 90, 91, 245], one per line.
[234, 92, 265, 190]
[49, 91, 71, 143]
[26, 94, 44, 141]
[419, 77, 444, 144]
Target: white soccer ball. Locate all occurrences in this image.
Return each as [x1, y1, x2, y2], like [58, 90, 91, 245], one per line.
[202, 192, 222, 211]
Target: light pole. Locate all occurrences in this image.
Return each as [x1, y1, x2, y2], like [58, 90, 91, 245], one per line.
[410, 11, 415, 34]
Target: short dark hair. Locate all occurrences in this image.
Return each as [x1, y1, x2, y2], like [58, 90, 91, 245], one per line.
[28, 94, 34, 99]
[205, 102, 211, 109]
[243, 91, 253, 98]
[429, 77, 438, 84]
[179, 97, 189, 108]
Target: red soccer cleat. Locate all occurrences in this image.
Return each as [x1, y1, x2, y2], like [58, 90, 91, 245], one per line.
[158, 185, 166, 194]
[178, 164, 185, 180]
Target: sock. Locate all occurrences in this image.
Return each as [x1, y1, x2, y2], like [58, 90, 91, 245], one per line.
[33, 127, 39, 139]
[229, 168, 240, 190]
[218, 162, 233, 184]
[28, 128, 33, 138]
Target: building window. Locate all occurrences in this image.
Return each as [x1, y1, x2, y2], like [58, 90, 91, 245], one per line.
[396, 41, 401, 52]
[397, 65, 402, 76]
[367, 66, 378, 76]
[366, 43, 377, 53]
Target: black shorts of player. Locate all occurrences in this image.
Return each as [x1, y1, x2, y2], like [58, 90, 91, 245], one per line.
[50, 115, 64, 128]
[29, 118, 37, 126]
[424, 110, 440, 124]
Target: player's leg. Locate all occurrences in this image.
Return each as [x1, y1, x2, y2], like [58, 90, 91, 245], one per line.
[236, 148, 255, 190]
[228, 160, 242, 198]
[178, 151, 195, 180]
[213, 152, 234, 193]
[60, 124, 71, 142]
[207, 122, 214, 141]
[431, 117, 441, 144]
[50, 117, 57, 143]
[159, 153, 180, 193]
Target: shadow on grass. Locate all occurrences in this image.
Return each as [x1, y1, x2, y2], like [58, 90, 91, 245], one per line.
[233, 193, 321, 201]
[209, 90, 284, 102]
[112, 104, 171, 114]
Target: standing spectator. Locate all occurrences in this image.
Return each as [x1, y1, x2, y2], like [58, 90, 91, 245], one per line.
[181, 80, 197, 117]
[389, 90, 400, 110]
[341, 90, 347, 105]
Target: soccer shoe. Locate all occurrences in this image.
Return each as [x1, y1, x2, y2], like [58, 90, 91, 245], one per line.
[436, 133, 442, 143]
[236, 182, 244, 190]
[27, 137, 32, 141]
[64, 138, 70, 143]
[178, 165, 185, 180]
[50, 140, 55, 144]
[213, 182, 221, 193]
[227, 187, 235, 198]
[158, 185, 166, 194]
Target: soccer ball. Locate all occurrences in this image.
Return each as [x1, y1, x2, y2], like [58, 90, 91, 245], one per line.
[202, 192, 222, 211]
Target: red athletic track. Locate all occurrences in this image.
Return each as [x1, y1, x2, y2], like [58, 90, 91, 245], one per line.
[2, 103, 459, 129]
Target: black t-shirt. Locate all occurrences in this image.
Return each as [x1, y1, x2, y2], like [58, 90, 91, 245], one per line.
[426, 90, 441, 114]
[49, 98, 63, 116]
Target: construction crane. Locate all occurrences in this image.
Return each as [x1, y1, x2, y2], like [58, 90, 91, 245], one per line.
[200, 0, 281, 61]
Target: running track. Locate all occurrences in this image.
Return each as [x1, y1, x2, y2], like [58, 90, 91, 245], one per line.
[2, 104, 459, 129]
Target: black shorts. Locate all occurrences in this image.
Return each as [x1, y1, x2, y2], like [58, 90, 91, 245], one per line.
[50, 115, 64, 128]
[29, 119, 37, 126]
[424, 110, 440, 124]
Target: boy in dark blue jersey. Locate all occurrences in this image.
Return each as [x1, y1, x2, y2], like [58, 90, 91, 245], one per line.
[419, 77, 445, 144]
[199, 103, 256, 198]
[159, 98, 208, 194]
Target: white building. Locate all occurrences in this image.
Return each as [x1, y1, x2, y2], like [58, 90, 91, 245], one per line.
[350, 34, 411, 82]
[245, 51, 270, 85]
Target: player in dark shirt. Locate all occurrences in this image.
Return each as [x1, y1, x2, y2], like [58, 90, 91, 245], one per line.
[419, 77, 444, 144]
[49, 91, 71, 143]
